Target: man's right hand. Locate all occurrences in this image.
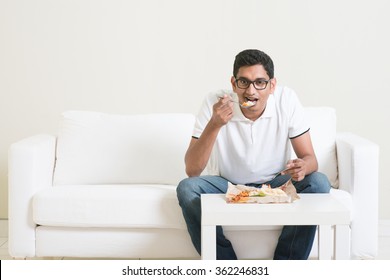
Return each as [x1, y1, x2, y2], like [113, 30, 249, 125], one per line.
[211, 94, 234, 127]
[184, 95, 234, 177]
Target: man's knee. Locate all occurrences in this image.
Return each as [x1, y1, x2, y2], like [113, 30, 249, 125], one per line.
[296, 172, 331, 193]
[177, 175, 227, 201]
[306, 172, 331, 193]
[177, 177, 199, 199]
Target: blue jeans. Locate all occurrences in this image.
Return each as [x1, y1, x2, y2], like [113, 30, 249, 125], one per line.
[176, 172, 331, 260]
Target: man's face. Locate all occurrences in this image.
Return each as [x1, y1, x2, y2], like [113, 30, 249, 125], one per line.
[231, 64, 276, 117]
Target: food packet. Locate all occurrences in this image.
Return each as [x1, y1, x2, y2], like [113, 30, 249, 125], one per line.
[226, 179, 300, 203]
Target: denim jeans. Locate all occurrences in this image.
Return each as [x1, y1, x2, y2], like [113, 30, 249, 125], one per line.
[176, 172, 331, 260]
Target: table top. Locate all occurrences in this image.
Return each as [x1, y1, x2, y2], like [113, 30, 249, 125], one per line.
[201, 193, 350, 226]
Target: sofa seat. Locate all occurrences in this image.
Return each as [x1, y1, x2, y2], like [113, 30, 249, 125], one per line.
[33, 185, 187, 229]
[33, 184, 353, 230]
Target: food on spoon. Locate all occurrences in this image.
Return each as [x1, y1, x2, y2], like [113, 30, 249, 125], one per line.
[241, 100, 256, 107]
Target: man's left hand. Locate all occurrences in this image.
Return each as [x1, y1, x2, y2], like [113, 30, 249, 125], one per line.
[282, 159, 307, 181]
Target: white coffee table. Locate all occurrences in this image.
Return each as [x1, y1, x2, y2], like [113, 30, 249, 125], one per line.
[201, 193, 350, 260]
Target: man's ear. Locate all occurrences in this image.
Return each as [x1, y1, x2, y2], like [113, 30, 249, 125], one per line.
[231, 76, 237, 91]
[269, 78, 277, 94]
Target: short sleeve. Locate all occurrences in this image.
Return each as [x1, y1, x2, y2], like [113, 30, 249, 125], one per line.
[192, 93, 215, 138]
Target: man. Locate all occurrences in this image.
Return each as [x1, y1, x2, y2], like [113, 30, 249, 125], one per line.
[176, 49, 331, 260]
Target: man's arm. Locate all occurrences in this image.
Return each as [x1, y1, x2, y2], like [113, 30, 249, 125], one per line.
[185, 95, 233, 177]
[284, 131, 318, 181]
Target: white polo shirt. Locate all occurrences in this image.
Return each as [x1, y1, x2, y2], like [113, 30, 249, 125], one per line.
[193, 86, 309, 184]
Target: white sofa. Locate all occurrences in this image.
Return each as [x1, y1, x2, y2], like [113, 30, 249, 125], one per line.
[8, 108, 379, 259]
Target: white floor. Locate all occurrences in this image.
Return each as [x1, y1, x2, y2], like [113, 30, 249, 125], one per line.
[1, 220, 389, 260]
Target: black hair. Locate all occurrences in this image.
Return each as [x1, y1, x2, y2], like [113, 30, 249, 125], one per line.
[233, 49, 274, 79]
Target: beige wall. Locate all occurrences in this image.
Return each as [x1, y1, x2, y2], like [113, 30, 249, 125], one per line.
[1, 0, 389, 219]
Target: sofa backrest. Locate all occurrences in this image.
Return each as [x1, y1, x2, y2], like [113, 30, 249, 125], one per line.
[53, 108, 338, 187]
[53, 111, 195, 186]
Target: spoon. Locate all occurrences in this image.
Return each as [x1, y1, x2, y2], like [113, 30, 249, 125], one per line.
[217, 96, 256, 108]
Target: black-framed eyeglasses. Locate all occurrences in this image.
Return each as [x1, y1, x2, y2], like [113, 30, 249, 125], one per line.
[235, 78, 271, 90]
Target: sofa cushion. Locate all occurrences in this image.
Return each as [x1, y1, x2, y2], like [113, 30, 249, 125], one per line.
[304, 107, 338, 187]
[33, 185, 352, 230]
[33, 185, 188, 229]
[53, 111, 195, 185]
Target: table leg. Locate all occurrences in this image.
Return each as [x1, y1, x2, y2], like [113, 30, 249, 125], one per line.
[334, 225, 350, 260]
[318, 225, 332, 260]
[201, 225, 216, 260]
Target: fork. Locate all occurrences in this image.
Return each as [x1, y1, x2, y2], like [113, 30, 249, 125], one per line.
[270, 168, 292, 180]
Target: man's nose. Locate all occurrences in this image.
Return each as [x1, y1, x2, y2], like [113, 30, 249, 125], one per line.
[246, 83, 257, 94]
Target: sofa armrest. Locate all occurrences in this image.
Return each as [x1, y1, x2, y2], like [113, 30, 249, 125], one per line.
[336, 132, 379, 259]
[8, 134, 56, 258]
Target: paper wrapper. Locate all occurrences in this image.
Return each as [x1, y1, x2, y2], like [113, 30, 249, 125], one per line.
[226, 180, 300, 204]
